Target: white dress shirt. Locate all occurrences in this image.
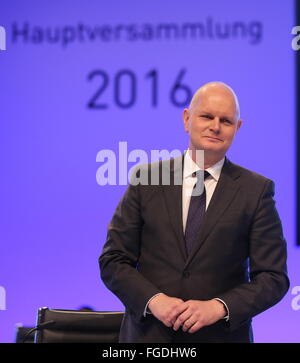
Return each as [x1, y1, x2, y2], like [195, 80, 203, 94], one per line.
[182, 151, 224, 232]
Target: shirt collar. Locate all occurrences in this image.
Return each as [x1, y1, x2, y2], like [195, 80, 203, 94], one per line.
[183, 150, 225, 181]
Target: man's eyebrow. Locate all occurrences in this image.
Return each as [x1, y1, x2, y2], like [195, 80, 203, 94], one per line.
[199, 110, 213, 115]
[220, 115, 235, 121]
[199, 111, 235, 121]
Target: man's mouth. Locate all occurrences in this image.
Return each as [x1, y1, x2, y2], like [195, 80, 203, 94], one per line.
[204, 136, 223, 142]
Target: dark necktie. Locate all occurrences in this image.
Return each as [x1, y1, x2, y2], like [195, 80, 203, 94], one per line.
[184, 170, 210, 256]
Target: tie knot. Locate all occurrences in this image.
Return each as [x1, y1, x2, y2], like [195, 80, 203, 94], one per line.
[192, 170, 210, 194]
[192, 170, 210, 180]
[204, 170, 210, 180]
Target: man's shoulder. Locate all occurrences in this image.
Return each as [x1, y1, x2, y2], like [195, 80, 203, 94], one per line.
[226, 158, 273, 186]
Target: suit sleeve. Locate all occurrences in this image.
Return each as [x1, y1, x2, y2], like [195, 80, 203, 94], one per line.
[217, 179, 290, 332]
[99, 182, 162, 323]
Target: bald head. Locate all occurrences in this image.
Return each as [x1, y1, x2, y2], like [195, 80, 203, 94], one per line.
[189, 82, 241, 120]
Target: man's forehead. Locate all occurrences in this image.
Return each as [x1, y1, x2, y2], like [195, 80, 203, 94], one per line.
[190, 85, 240, 118]
[195, 94, 236, 111]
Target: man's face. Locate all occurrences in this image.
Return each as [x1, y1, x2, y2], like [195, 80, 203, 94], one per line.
[183, 87, 242, 157]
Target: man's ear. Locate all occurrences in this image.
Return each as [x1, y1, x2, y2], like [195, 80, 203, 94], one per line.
[237, 119, 243, 131]
[183, 108, 190, 133]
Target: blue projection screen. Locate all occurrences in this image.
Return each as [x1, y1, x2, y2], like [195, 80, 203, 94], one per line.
[0, 0, 299, 343]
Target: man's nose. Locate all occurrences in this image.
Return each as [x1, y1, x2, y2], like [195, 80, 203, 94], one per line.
[209, 117, 221, 132]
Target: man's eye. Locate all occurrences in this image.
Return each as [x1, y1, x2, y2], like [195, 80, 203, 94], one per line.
[201, 115, 211, 119]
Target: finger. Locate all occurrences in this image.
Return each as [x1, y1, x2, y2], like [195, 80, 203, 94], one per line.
[182, 318, 197, 332]
[170, 303, 189, 326]
[173, 311, 192, 331]
[187, 321, 203, 334]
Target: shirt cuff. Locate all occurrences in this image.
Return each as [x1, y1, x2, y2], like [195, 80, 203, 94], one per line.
[143, 293, 163, 317]
[213, 298, 230, 321]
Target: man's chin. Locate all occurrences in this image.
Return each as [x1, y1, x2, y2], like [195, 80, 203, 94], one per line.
[195, 145, 224, 153]
[190, 140, 227, 154]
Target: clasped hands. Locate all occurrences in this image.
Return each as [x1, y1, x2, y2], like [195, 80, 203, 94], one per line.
[148, 293, 226, 334]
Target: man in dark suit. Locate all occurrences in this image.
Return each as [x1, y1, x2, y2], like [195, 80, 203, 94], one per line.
[99, 82, 289, 343]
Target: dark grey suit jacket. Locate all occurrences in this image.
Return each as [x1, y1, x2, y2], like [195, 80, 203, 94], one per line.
[99, 155, 289, 343]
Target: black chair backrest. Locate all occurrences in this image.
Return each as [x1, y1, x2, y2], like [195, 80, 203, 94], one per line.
[35, 307, 124, 343]
[15, 326, 35, 343]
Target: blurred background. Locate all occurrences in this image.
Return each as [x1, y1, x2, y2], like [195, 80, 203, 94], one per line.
[0, 0, 299, 342]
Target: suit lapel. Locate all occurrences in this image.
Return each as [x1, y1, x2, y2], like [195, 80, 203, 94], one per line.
[161, 155, 187, 261]
[184, 157, 241, 268]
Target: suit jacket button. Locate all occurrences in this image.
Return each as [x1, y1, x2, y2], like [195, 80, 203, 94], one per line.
[183, 271, 190, 278]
